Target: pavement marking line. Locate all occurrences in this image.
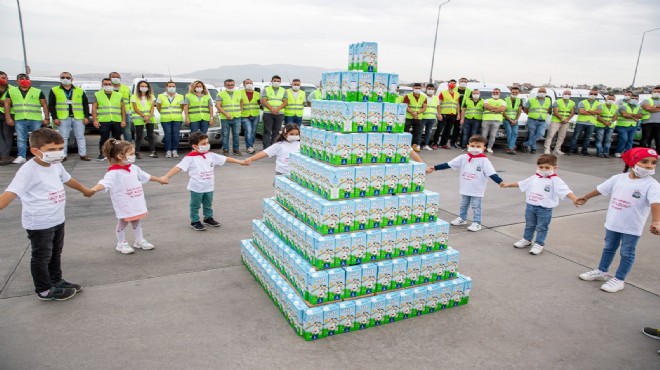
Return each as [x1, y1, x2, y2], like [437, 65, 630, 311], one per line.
[0, 242, 30, 295]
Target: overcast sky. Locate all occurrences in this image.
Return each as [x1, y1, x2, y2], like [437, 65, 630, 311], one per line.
[1, 0, 659, 87]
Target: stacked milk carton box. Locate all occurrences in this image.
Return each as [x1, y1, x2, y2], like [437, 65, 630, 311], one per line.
[309, 101, 407, 133]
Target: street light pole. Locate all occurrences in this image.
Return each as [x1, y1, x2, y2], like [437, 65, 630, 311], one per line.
[429, 0, 450, 84]
[16, 0, 30, 75]
[631, 26, 660, 89]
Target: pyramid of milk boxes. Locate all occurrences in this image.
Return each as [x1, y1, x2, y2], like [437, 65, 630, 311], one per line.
[241, 42, 472, 341]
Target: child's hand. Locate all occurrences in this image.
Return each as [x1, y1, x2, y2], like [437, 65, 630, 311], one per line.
[499, 183, 508, 188]
[650, 222, 660, 235]
[242, 159, 251, 166]
[575, 197, 587, 206]
[426, 166, 435, 174]
[158, 176, 169, 185]
[82, 188, 96, 198]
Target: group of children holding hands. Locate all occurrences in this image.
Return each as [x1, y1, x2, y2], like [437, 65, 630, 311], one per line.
[0, 128, 657, 301]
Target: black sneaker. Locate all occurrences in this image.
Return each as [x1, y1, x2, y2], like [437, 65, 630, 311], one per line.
[643, 327, 660, 340]
[96, 154, 105, 161]
[204, 217, 221, 227]
[190, 221, 206, 231]
[530, 149, 537, 154]
[149, 151, 158, 158]
[37, 287, 76, 301]
[223, 149, 229, 156]
[53, 279, 82, 293]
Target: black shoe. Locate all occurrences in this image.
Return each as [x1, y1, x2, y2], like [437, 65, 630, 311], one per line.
[37, 287, 76, 301]
[96, 154, 105, 161]
[223, 150, 229, 156]
[597, 154, 604, 158]
[53, 279, 82, 293]
[520, 145, 529, 153]
[582, 152, 590, 157]
[643, 327, 660, 340]
[203, 217, 221, 227]
[136, 153, 142, 159]
[530, 149, 537, 154]
[190, 221, 206, 231]
[149, 151, 158, 158]
[604, 155, 611, 158]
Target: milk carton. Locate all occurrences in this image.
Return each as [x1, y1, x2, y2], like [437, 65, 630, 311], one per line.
[409, 224, 425, 255]
[361, 42, 378, 72]
[423, 191, 439, 223]
[350, 232, 367, 265]
[379, 228, 397, 260]
[372, 73, 389, 102]
[331, 167, 354, 201]
[316, 236, 335, 269]
[348, 44, 355, 70]
[397, 195, 413, 225]
[420, 254, 436, 284]
[358, 72, 373, 103]
[391, 258, 407, 289]
[394, 103, 407, 133]
[433, 251, 448, 281]
[352, 133, 367, 165]
[446, 248, 460, 279]
[368, 198, 384, 229]
[369, 295, 387, 327]
[382, 103, 397, 132]
[412, 287, 427, 317]
[303, 307, 324, 341]
[338, 201, 355, 233]
[424, 283, 442, 314]
[384, 292, 400, 324]
[341, 71, 358, 102]
[411, 162, 426, 192]
[351, 102, 368, 133]
[360, 263, 377, 295]
[313, 128, 326, 161]
[458, 274, 472, 305]
[320, 200, 340, 236]
[327, 268, 346, 302]
[395, 226, 411, 257]
[368, 166, 385, 198]
[411, 193, 426, 224]
[437, 220, 450, 251]
[338, 301, 356, 334]
[341, 102, 355, 134]
[322, 304, 340, 337]
[405, 255, 422, 287]
[395, 132, 412, 163]
[375, 260, 393, 292]
[353, 298, 371, 331]
[365, 230, 382, 262]
[438, 281, 453, 310]
[305, 269, 329, 305]
[343, 266, 362, 299]
[398, 290, 415, 320]
[324, 101, 335, 131]
[353, 199, 370, 231]
[397, 163, 413, 194]
[450, 278, 465, 308]
[381, 134, 397, 163]
[353, 166, 370, 198]
[334, 234, 351, 268]
[367, 103, 383, 133]
[422, 223, 437, 253]
[387, 74, 399, 103]
[383, 197, 398, 227]
[331, 72, 342, 101]
[366, 133, 382, 163]
[329, 133, 351, 166]
[321, 73, 330, 101]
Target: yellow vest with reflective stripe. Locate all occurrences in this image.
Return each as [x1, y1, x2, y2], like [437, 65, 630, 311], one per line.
[405, 93, 427, 119]
[463, 98, 484, 120]
[95, 90, 123, 123]
[482, 98, 504, 122]
[551, 99, 575, 123]
[396, 95, 404, 104]
[422, 95, 439, 119]
[241, 90, 261, 117]
[577, 100, 600, 124]
[157, 93, 184, 123]
[284, 89, 306, 117]
[131, 95, 156, 125]
[264, 86, 285, 113]
[0, 86, 11, 114]
[217, 90, 242, 119]
[616, 103, 640, 127]
[641, 98, 656, 121]
[52, 86, 85, 120]
[311, 89, 322, 100]
[9, 87, 43, 120]
[505, 97, 522, 120]
[596, 103, 618, 128]
[439, 90, 460, 114]
[115, 84, 131, 113]
[527, 97, 551, 120]
[185, 93, 211, 121]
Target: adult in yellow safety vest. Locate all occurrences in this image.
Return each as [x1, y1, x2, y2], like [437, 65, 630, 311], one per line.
[260, 75, 288, 149]
[481, 88, 506, 153]
[48, 72, 90, 161]
[521, 87, 552, 154]
[0, 71, 16, 165]
[421, 83, 440, 150]
[460, 89, 484, 149]
[544, 89, 575, 155]
[593, 94, 618, 158]
[457, 77, 472, 110]
[240, 79, 261, 154]
[569, 88, 601, 156]
[284, 79, 306, 126]
[640, 85, 660, 152]
[403, 83, 427, 152]
[156, 81, 184, 158]
[435, 79, 461, 149]
[92, 78, 125, 161]
[216, 79, 243, 156]
[131, 80, 157, 159]
[503, 87, 523, 154]
[614, 94, 643, 156]
[109, 72, 132, 142]
[307, 80, 322, 106]
[183, 80, 213, 134]
[4, 73, 50, 164]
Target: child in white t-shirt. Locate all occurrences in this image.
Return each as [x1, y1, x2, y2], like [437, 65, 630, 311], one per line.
[0, 128, 94, 301]
[244, 123, 300, 176]
[90, 139, 168, 254]
[426, 134, 503, 232]
[577, 147, 660, 293]
[500, 154, 579, 255]
[163, 132, 247, 231]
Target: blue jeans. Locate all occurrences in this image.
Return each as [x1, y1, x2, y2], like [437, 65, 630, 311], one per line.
[594, 127, 613, 156]
[422, 118, 436, 146]
[222, 118, 241, 151]
[122, 113, 133, 142]
[57, 117, 86, 156]
[459, 195, 482, 224]
[162, 121, 182, 152]
[615, 126, 636, 154]
[569, 122, 595, 154]
[284, 115, 302, 126]
[523, 118, 547, 150]
[598, 229, 640, 280]
[523, 203, 553, 246]
[15, 120, 43, 158]
[461, 118, 481, 148]
[190, 120, 209, 134]
[503, 120, 519, 150]
[242, 116, 259, 149]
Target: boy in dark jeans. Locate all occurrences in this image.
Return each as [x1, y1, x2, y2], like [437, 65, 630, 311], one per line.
[0, 128, 94, 300]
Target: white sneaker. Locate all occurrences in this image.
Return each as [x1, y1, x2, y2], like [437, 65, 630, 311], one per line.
[614, 153, 621, 158]
[133, 239, 155, 250]
[579, 269, 608, 281]
[450, 217, 467, 226]
[172, 150, 179, 158]
[554, 149, 564, 155]
[422, 145, 433, 151]
[600, 278, 625, 293]
[247, 147, 255, 154]
[12, 156, 26, 164]
[116, 241, 135, 254]
[467, 223, 482, 232]
[486, 148, 493, 154]
[165, 151, 172, 158]
[529, 243, 544, 255]
[544, 149, 551, 154]
[513, 239, 532, 248]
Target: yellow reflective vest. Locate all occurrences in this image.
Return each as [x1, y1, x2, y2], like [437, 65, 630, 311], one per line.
[52, 86, 85, 120]
[405, 93, 427, 119]
[504, 96, 522, 121]
[94, 90, 123, 123]
[185, 93, 211, 122]
[596, 103, 618, 128]
[551, 99, 575, 123]
[577, 100, 600, 124]
[264, 86, 286, 114]
[483, 98, 504, 122]
[8, 87, 43, 121]
[217, 90, 242, 119]
[241, 90, 261, 118]
[422, 95, 440, 119]
[131, 95, 156, 125]
[439, 90, 460, 115]
[616, 103, 640, 128]
[463, 98, 484, 120]
[157, 93, 184, 123]
[284, 89, 306, 117]
[527, 97, 552, 121]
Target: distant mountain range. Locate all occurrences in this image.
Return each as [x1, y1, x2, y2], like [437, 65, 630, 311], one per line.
[180, 64, 336, 85]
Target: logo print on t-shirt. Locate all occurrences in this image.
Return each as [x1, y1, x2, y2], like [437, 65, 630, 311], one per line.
[632, 190, 641, 199]
[544, 185, 551, 192]
[476, 166, 482, 172]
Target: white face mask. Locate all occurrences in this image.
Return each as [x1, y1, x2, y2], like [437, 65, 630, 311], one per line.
[287, 135, 300, 141]
[467, 147, 483, 155]
[272, 82, 281, 88]
[537, 169, 554, 177]
[292, 85, 300, 91]
[39, 150, 65, 164]
[537, 93, 546, 99]
[139, 87, 149, 93]
[631, 99, 639, 105]
[653, 92, 660, 99]
[623, 96, 631, 100]
[111, 77, 121, 85]
[562, 94, 571, 100]
[60, 78, 72, 86]
[607, 99, 615, 105]
[103, 85, 114, 92]
[413, 89, 421, 94]
[426, 90, 434, 95]
[589, 94, 597, 99]
[472, 94, 480, 99]
[632, 165, 655, 177]
[195, 87, 203, 93]
[459, 82, 467, 88]
[226, 87, 234, 93]
[167, 87, 176, 94]
[197, 144, 210, 153]
[245, 84, 254, 90]
[492, 94, 500, 99]
[125, 155, 136, 164]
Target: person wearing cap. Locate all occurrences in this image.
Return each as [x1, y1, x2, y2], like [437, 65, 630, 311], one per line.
[614, 94, 643, 158]
[576, 147, 660, 293]
[640, 85, 660, 153]
[109, 72, 132, 143]
[403, 82, 427, 152]
[48, 72, 90, 161]
[568, 88, 601, 156]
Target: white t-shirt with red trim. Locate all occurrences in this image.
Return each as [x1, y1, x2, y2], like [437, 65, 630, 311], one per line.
[176, 152, 227, 193]
[518, 174, 572, 208]
[447, 154, 497, 197]
[98, 164, 151, 219]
